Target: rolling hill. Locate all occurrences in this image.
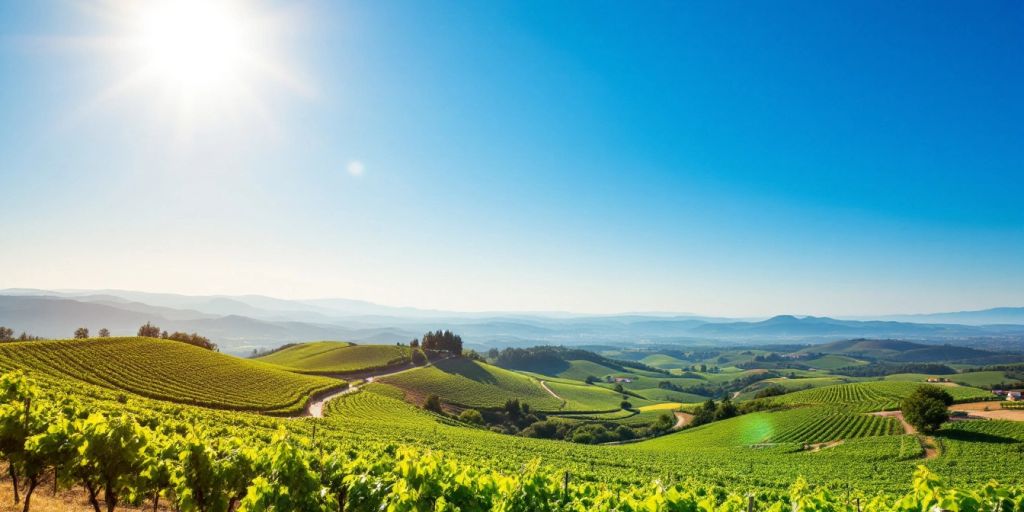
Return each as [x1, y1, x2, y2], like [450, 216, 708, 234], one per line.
[0, 337, 342, 414]
[377, 358, 620, 411]
[256, 341, 411, 374]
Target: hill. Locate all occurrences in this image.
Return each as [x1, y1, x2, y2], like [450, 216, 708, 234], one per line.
[0, 337, 342, 414]
[797, 338, 998, 363]
[255, 341, 410, 374]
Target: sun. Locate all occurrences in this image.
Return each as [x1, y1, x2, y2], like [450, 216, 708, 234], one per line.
[135, 1, 251, 92]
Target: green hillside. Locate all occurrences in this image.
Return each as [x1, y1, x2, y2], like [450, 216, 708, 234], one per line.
[771, 381, 993, 411]
[379, 358, 568, 410]
[256, 341, 410, 374]
[0, 337, 343, 414]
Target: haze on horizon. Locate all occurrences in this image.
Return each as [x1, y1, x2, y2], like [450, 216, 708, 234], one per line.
[0, 1, 1021, 318]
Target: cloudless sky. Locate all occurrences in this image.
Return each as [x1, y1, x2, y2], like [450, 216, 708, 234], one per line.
[0, 0, 1021, 316]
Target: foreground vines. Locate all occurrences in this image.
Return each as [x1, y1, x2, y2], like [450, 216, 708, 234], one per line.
[1, 371, 1023, 512]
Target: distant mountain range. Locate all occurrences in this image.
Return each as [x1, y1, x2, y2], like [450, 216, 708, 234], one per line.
[1, 289, 1023, 355]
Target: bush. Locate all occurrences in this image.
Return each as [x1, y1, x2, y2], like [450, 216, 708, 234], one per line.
[424, 394, 443, 414]
[620, 400, 633, 410]
[458, 409, 484, 425]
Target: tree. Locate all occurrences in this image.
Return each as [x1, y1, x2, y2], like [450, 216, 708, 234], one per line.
[901, 386, 954, 434]
[98, 328, 110, 338]
[74, 327, 89, 339]
[620, 400, 633, 410]
[0, 327, 13, 342]
[409, 338, 419, 348]
[137, 323, 161, 338]
[424, 395, 443, 414]
[715, 396, 737, 421]
[411, 348, 427, 366]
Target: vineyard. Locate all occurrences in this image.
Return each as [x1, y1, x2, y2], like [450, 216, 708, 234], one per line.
[0, 337, 343, 414]
[2, 370, 1022, 512]
[378, 358, 567, 410]
[0, 338, 1023, 510]
[256, 341, 410, 374]
[771, 381, 993, 411]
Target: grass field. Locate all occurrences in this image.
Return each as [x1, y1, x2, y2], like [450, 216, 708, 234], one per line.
[884, 371, 1015, 388]
[543, 379, 655, 411]
[0, 337, 343, 414]
[256, 341, 410, 374]
[803, 354, 868, 369]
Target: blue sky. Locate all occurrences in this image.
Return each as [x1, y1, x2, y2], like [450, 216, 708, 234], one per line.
[0, 1, 1021, 316]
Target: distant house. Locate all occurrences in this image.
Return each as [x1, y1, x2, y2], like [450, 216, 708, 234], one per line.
[613, 377, 633, 383]
[1007, 391, 1023, 402]
[926, 377, 950, 383]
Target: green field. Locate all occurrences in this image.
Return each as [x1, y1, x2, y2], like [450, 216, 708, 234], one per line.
[771, 381, 993, 411]
[379, 358, 568, 410]
[0, 337, 343, 414]
[804, 354, 868, 369]
[256, 341, 410, 374]
[884, 371, 1014, 388]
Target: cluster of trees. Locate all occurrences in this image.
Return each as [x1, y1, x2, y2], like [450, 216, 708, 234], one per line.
[72, 328, 111, 339]
[412, 330, 462, 355]
[136, 323, 217, 351]
[690, 397, 738, 427]
[0, 327, 42, 342]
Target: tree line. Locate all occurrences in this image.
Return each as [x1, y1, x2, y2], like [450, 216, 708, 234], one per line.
[409, 330, 462, 355]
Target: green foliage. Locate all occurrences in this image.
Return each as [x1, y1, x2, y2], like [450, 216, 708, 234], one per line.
[901, 385, 954, 434]
[459, 409, 484, 425]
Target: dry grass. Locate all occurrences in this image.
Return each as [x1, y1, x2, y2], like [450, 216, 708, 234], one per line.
[0, 474, 172, 512]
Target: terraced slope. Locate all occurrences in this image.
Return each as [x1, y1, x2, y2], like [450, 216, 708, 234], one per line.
[637, 406, 901, 449]
[772, 381, 992, 411]
[379, 358, 567, 410]
[0, 337, 342, 414]
[257, 341, 410, 374]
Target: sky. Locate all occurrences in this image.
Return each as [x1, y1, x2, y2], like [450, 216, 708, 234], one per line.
[0, 0, 1021, 317]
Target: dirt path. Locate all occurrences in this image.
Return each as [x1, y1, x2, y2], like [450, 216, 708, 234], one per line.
[920, 436, 939, 459]
[871, 410, 917, 434]
[673, 411, 693, 429]
[538, 380, 563, 400]
[805, 440, 844, 452]
[303, 356, 450, 418]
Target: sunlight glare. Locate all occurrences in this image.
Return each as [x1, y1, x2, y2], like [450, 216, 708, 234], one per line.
[137, 1, 249, 91]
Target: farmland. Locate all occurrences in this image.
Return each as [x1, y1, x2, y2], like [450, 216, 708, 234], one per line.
[256, 340, 410, 374]
[0, 337, 342, 414]
[1, 337, 1024, 511]
[379, 357, 567, 410]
